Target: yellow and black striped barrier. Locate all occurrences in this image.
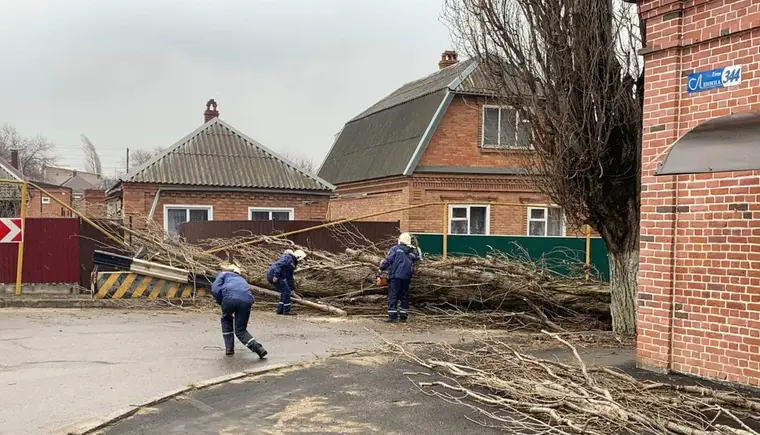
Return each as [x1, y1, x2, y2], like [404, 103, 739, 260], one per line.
[94, 272, 208, 299]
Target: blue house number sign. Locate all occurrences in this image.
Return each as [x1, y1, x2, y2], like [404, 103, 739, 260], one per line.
[687, 65, 743, 94]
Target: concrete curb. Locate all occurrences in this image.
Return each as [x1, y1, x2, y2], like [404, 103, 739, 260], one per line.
[58, 350, 359, 435]
[0, 298, 199, 309]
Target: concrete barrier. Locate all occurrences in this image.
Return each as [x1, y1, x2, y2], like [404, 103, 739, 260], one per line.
[94, 272, 207, 299]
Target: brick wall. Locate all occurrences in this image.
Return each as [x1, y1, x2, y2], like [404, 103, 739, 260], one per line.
[82, 189, 107, 217]
[27, 187, 72, 218]
[327, 178, 412, 228]
[118, 183, 329, 230]
[418, 94, 532, 169]
[328, 174, 567, 236]
[409, 174, 546, 235]
[637, 0, 760, 385]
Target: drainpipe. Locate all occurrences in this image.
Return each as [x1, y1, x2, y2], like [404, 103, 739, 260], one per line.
[147, 189, 162, 221]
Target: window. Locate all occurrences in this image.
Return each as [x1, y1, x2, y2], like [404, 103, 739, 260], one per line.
[41, 196, 51, 204]
[527, 207, 565, 237]
[249, 207, 294, 221]
[449, 205, 489, 235]
[163, 205, 213, 235]
[482, 106, 532, 148]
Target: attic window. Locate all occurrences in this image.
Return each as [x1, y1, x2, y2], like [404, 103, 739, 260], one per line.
[41, 196, 51, 204]
[482, 106, 532, 149]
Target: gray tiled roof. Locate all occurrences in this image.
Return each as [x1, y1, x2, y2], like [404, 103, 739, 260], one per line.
[319, 60, 478, 185]
[319, 89, 449, 185]
[0, 157, 23, 182]
[352, 59, 476, 121]
[121, 119, 333, 192]
[318, 57, 529, 186]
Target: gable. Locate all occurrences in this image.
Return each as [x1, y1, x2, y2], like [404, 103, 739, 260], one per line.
[318, 89, 449, 185]
[122, 119, 333, 192]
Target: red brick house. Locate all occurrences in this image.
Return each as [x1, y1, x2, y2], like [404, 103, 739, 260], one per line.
[0, 153, 73, 218]
[634, 0, 760, 386]
[105, 100, 334, 235]
[319, 51, 563, 237]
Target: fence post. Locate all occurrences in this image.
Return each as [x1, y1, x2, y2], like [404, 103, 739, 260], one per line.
[584, 224, 592, 281]
[442, 203, 449, 259]
[15, 182, 27, 296]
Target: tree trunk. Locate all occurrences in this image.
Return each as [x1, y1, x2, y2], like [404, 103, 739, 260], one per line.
[608, 247, 638, 336]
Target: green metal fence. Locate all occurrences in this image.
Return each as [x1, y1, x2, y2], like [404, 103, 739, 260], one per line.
[414, 234, 610, 282]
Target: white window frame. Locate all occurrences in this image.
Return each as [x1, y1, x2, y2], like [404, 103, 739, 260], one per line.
[527, 206, 566, 237]
[163, 205, 214, 233]
[481, 105, 533, 149]
[448, 204, 491, 235]
[248, 207, 294, 221]
[41, 196, 51, 204]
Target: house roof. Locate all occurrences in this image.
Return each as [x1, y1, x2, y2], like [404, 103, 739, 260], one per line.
[61, 173, 99, 191]
[114, 118, 334, 193]
[319, 58, 512, 185]
[44, 166, 102, 187]
[0, 157, 71, 191]
[0, 156, 24, 182]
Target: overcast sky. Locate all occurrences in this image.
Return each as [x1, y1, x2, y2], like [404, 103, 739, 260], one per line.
[0, 0, 452, 176]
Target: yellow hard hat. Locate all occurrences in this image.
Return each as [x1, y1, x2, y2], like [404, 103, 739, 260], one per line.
[292, 249, 307, 261]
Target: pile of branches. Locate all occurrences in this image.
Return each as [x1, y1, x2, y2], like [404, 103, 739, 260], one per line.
[110, 220, 611, 330]
[394, 332, 760, 435]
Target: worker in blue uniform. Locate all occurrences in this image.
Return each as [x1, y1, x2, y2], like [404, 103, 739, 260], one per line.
[379, 233, 421, 323]
[267, 249, 307, 315]
[211, 263, 267, 358]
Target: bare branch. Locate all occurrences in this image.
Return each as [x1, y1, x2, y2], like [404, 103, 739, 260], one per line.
[282, 151, 318, 173]
[0, 123, 57, 180]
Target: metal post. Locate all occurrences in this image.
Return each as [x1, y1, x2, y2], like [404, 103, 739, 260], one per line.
[442, 203, 449, 259]
[584, 224, 591, 281]
[15, 182, 27, 295]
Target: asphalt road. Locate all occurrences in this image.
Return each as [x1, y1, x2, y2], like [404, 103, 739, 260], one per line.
[0, 309, 462, 435]
[99, 353, 503, 435]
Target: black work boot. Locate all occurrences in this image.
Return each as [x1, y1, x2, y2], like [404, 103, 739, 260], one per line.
[225, 348, 234, 356]
[249, 341, 268, 359]
[399, 316, 408, 323]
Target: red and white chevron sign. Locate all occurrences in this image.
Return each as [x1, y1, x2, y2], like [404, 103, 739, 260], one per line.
[0, 218, 23, 243]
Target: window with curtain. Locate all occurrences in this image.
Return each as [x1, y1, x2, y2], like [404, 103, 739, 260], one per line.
[482, 106, 532, 148]
[165, 206, 211, 235]
[449, 205, 489, 235]
[249, 208, 294, 221]
[527, 207, 564, 236]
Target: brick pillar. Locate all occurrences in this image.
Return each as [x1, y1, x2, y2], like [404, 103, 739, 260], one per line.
[636, 0, 760, 384]
[637, 0, 687, 372]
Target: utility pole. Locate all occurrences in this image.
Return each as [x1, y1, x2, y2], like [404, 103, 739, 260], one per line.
[126, 148, 130, 172]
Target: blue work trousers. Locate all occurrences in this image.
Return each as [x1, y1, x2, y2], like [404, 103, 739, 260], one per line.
[270, 279, 292, 314]
[387, 278, 410, 320]
[221, 299, 254, 351]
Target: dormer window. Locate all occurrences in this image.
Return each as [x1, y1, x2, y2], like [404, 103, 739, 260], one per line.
[482, 106, 532, 149]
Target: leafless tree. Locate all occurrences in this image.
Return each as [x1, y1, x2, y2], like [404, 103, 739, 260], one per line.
[444, 0, 643, 335]
[0, 124, 57, 180]
[81, 134, 103, 176]
[282, 151, 317, 173]
[128, 149, 157, 169]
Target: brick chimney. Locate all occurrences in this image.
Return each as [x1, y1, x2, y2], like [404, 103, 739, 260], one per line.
[203, 99, 219, 123]
[10, 149, 19, 170]
[438, 50, 459, 69]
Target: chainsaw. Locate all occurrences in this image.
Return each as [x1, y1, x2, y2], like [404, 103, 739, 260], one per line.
[375, 272, 388, 288]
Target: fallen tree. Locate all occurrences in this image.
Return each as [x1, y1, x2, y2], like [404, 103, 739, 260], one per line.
[394, 332, 760, 434]
[104, 221, 611, 330]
